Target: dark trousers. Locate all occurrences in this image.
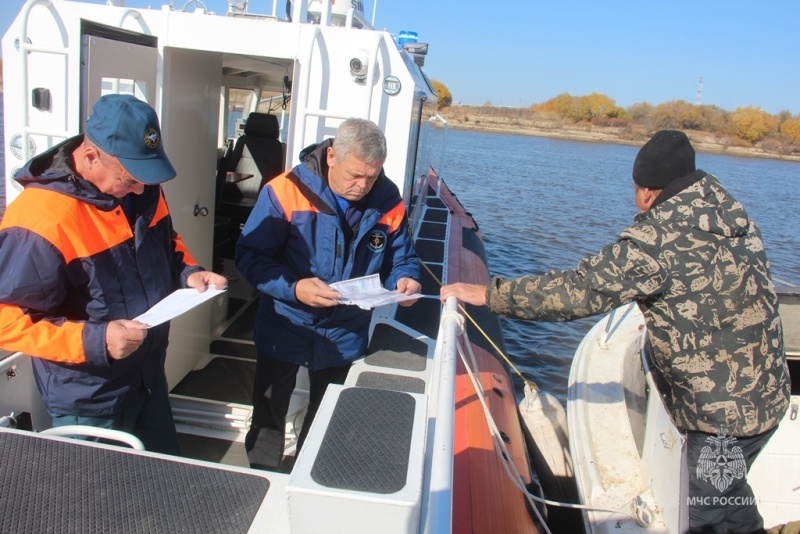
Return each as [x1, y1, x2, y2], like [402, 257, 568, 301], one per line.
[686, 427, 777, 534]
[245, 353, 350, 471]
[50, 375, 180, 455]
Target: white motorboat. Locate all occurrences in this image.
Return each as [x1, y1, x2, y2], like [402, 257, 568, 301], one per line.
[568, 287, 800, 532]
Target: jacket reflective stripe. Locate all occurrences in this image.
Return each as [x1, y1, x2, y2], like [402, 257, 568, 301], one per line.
[0, 305, 86, 363]
[0, 188, 131, 264]
[269, 171, 321, 222]
[377, 201, 406, 233]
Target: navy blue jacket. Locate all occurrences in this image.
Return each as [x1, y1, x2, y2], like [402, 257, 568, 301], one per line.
[235, 139, 420, 369]
[0, 136, 202, 416]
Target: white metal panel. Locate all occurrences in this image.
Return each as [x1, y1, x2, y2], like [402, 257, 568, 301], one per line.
[83, 35, 157, 121]
[159, 46, 223, 388]
[749, 396, 800, 526]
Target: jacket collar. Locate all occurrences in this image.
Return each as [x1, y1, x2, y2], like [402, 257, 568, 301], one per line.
[13, 134, 160, 213]
[293, 138, 394, 213]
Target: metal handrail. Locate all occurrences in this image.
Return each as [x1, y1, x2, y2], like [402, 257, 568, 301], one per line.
[421, 296, 458, 534]
[18, 0, 70, 166]
[118, 9, 151, 34]
[296, 28, 385, 161]
[295, 24, 321, 164]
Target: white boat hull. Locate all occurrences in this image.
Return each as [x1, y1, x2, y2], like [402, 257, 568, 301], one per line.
[568, 296, 800, 532]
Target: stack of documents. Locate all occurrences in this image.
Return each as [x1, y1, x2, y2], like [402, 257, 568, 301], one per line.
[331, 274, 421, 310]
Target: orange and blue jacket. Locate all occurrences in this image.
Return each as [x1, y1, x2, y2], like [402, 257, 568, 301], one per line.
[0, 136, 201, 416]
[235, 139, 419, 370]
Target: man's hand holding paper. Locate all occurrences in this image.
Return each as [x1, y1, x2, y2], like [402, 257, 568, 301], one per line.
[330, 274, 421, 310]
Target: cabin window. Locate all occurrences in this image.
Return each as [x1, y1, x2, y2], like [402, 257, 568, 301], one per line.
[226, 88, 258, 139]
[101, 77, 147, 101]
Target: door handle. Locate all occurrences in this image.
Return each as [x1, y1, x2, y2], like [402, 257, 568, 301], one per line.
[194, 204, 209, 217]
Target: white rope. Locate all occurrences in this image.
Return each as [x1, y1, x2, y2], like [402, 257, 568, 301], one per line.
[455, 333, 551, 534]
[455, 329, 652, 530]
[440, 308, 465, 334]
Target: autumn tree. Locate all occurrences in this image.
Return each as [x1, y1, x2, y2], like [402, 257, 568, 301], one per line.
[534, 92, 618, 123]
[583, 93, 616, 119]
[430, 80, 452, 110]
[533, 93, 572, 114]
[779, 116, 800, 144]
[731, 106, 777, 144]
[649, 100, 703, 130]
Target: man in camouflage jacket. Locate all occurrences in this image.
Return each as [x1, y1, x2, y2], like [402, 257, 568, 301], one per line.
[441, 130, 789, 533]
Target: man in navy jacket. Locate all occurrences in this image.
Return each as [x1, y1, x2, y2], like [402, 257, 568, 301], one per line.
[236, 118, 421, 470]
[0, 95, 226, 453]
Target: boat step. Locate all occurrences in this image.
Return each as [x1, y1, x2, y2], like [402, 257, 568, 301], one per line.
[288, 385, 427, 533]
[171, 356, 254, 405]
[177, 431, 249, 468]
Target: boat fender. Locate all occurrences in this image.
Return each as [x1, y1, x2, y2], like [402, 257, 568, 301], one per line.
[518, 383, 579, 505]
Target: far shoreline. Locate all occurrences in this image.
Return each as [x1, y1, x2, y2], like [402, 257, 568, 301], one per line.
[441, 120, 800, 163]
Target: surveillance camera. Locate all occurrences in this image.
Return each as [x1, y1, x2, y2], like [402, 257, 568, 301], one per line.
[349, 50, 369, 81]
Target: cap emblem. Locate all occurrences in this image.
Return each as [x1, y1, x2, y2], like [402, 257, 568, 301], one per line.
[144, 128, 160, 149]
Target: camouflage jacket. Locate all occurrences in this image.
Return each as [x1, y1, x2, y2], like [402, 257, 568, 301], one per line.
[486, 171, 789, 436]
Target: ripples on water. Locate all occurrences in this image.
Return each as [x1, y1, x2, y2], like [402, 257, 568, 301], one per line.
[425, 127, 800, 403]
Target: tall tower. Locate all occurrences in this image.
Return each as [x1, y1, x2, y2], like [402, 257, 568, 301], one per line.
[695, 77, 703, 105]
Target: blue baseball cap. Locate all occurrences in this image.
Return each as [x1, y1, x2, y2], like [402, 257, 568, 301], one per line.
[85, 94, 176, 184]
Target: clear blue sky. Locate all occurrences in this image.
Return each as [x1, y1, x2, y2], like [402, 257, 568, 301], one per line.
[2, 0, 798, 114]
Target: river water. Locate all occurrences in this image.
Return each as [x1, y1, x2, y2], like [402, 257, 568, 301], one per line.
[3, 95, 798, 403]
[425, 126, 800, 403]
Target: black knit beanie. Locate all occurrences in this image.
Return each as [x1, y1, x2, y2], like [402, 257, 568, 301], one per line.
[632, 130, 696, 189]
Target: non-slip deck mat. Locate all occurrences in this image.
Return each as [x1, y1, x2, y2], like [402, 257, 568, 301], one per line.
[461, 225, 488, 265]
[419, 262, 443, 295]
[355, 372, 425, 394]
[0, 431, 268, 533]
[365, 323, 427, 371]
[210, 339, 258, 360]
[226, 297, 247, 319]
[418, 221, 447, 240]
[425, 196, 446, 209]
[414, 238, 445, 264]
[178, 433, 249, 467]
[221, 298, 259, 341]
[463, 302, 507, 360]
[172, 357, 255, 405]
[395, 297, 441, 339]
[423, 207, 448, 223]
[311, 388, 414, 494]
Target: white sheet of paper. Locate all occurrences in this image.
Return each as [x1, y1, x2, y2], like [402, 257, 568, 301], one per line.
[134, 288, 226, 328]
[330, 274, 421, 310]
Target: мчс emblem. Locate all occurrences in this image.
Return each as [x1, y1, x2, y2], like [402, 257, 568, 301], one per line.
[695, 428, 746, 492]
[144, 128, 161, 149]
[368, 230, 386, 252]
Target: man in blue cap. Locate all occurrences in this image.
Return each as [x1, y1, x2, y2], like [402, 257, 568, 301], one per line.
[0, 94, 226, 454]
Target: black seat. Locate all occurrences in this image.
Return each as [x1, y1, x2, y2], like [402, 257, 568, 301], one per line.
[214, 113, 284, 264]
[226, 112, 284, 205]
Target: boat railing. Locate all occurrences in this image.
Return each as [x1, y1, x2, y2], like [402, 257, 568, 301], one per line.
[17, 0, 70, 165]
[421, 296, 459, 534]
[424, 113, 449, 192]
[295, 27, 385, 155]
[217, 0, 375, 29]
[117, 8, 152, 34]
[409, 170, 432, 236]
